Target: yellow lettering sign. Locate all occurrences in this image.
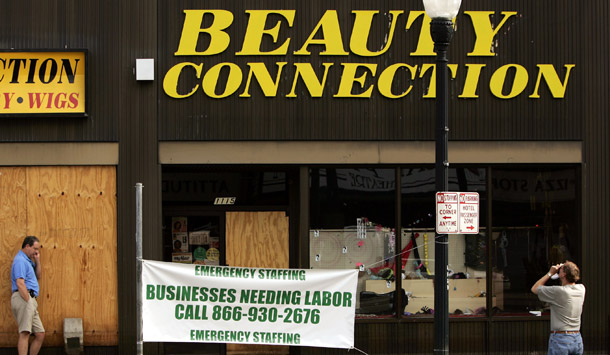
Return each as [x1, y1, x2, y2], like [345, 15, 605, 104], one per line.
[377, 63, 417, 99]
[175, 10, 233, 56]
[288, 63, 333, 97]
[529, 64, 575, 98]
[236, 10, 295, 55]
[240, 62, 287, 97]
[163, 62, 203, 98]
[202, 62, 242, 98]
[294, 10, 348, 56]
[465, 11, 517, 56]
[489, 64, 528, 99]
[459, 64, 485, 98]
[406, 11, 435, 56]
[350, 11, 403, 57]
[0, 51, 86, 114]
[161, 9, 575, 101]
[334, 63, 377, 98]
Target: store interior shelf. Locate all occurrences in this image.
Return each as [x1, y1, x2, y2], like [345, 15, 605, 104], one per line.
[365, 279, 493, 314]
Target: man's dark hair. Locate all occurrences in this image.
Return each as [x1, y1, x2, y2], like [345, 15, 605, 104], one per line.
[22, 236, 39, 249]
[562, 261, 580, 283]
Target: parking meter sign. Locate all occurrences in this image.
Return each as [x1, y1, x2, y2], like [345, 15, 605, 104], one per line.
[436, 192, 459, 234]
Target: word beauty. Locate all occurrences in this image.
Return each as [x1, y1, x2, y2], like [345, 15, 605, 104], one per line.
[163, 9, 574, 100]
[0, 51, 86, 114]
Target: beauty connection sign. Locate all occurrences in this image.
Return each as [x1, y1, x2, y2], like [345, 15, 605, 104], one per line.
[0, 51, 86, 115]
[162, 9, 575, 101]
[142, 260, 358, 348]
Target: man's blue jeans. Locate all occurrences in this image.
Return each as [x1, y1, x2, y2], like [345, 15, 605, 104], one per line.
[548, 333, 583, 355]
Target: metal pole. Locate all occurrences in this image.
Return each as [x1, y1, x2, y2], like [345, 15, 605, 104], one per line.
[135, 183, 143, 355]
[431, 18, 454, 355]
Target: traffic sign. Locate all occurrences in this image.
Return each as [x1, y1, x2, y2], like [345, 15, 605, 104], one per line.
[436, 192, 479, 234]
[458, 192, 479, 234]
[436, 192, 459, 234]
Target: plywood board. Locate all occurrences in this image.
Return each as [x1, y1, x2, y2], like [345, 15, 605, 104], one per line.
[226, 211, 289, 355]
[226, 211, 289, 269]
[0, 166, 117, 347]
[0, 168, 27, 345]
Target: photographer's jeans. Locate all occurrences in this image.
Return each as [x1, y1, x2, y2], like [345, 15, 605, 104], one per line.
[548, 333, 583, 355]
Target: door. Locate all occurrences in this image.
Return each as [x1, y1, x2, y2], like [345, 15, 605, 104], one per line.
[225, 211, 289, 355]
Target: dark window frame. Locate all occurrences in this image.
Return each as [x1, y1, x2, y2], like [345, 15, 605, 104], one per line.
[306, 163, 581, 322]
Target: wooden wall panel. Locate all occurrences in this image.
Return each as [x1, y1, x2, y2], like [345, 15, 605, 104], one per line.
[303, 321, 487, 354]
[115, 0, 161, 351]
[0, 168, 27, 345]
[225, 211, 289, 355]
[581, 2, 610, 352]
[489, 320, 548, 354]
[0, 166, 117, 347]
[450, 321, 486, 354]
[226, 211, 289, 269]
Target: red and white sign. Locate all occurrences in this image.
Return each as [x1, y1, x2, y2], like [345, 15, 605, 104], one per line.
[436, 192, 459, 234]
[458, 192, 479, 234]
[436, 192, 480, 234]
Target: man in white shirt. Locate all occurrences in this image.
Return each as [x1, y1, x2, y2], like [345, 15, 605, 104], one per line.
[531, 261, 585, 355]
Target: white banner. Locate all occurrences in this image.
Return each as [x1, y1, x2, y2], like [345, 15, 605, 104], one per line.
[142, 260, 358, 349]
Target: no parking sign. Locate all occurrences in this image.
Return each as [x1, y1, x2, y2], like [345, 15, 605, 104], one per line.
[436, 192, 479, 234]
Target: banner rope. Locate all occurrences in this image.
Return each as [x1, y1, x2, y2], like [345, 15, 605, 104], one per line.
[364, 234, 445, 270]
[349, 346, 370, 354]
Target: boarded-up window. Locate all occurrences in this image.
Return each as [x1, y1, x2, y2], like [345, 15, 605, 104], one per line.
[0, 166, 117, 347]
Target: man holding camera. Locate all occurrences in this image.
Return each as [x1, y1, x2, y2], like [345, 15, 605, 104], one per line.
[531, 261, 585, 355]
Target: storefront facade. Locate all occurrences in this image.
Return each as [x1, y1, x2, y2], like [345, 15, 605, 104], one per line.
[0, 0, 608, 354]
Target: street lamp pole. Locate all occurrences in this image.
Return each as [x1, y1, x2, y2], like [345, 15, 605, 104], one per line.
[432, 18, 452, 354]
[422, 1, 461, 353]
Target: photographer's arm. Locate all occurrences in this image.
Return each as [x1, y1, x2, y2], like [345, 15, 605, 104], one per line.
[531, 263, 562, 294]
